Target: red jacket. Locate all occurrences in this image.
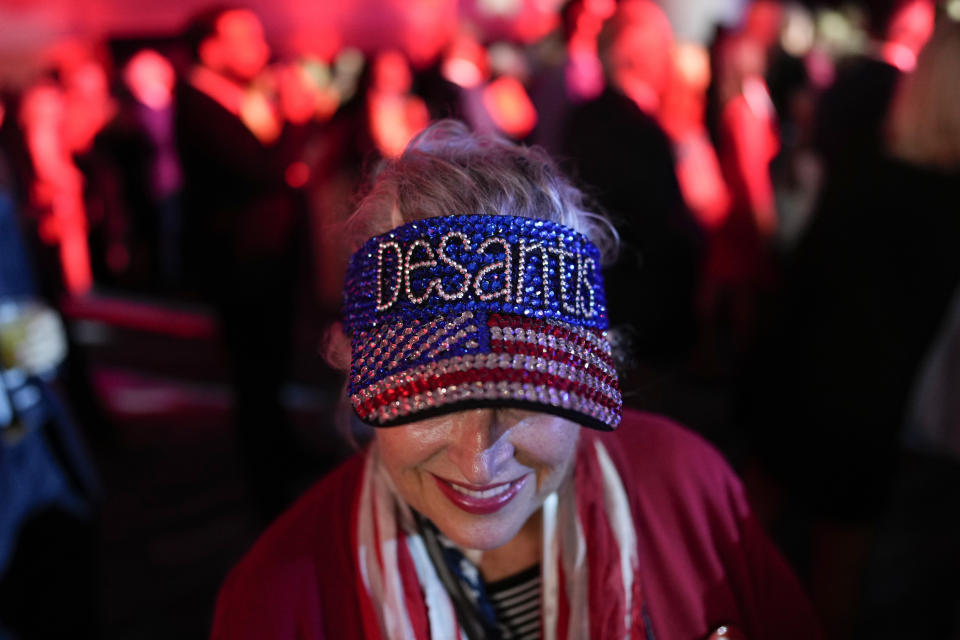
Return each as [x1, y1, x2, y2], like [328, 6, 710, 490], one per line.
[211, 411, 821, 639]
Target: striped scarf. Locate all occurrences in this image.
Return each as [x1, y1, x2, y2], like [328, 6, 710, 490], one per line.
[353, 436, 649, 639]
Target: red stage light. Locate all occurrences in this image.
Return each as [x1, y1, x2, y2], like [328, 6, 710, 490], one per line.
[482, 76, 537, 139]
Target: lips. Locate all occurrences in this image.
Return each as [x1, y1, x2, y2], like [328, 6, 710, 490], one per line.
[433, 474, 529, 515]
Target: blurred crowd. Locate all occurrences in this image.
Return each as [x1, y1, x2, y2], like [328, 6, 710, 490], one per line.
[1, 0, 959, 637]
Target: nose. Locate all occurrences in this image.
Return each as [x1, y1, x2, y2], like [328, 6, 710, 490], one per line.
[448, 409, 516, 485]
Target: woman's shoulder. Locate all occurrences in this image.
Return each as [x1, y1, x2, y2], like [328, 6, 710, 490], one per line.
[603, 410, 736, 475]
[592, 411, 822, 638]
[592, 409, 746, 516]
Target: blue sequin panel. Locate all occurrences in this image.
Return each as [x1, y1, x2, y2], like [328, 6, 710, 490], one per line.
[343, 215, 609, 333]
[348, 310, 487, 393]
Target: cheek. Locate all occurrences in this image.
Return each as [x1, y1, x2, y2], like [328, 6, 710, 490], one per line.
[378, 427, 428, 472]
[375, 423, 451, 492]
[513, 419, 580, 489]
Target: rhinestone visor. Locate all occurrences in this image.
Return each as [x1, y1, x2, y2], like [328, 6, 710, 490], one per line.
[343, 215, 622, 430]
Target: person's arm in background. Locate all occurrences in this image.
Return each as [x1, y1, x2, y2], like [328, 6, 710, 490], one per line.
[722, 93, 778, 237]
[176, 81, 310, 190]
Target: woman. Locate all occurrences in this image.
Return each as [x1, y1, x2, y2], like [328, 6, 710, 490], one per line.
[211, 120, 819, 639]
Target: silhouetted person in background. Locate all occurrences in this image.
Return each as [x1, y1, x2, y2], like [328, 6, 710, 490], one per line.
[741, 14, 960, 638]
[78, 49, 183, 292]
[18, 70, 100, 297]
[0, 102, 100, 638]
[812, 0, 934, 180]
[563, 0, 703, 382]
[659, 42, 730, 233]
[123, 50, 183, 289]
[705, 29, 780, 363]
[176, 7, 310, 519]
[851, 17, 960, 638]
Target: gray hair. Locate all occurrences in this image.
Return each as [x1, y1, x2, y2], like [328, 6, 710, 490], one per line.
[343, 119, 618, 265]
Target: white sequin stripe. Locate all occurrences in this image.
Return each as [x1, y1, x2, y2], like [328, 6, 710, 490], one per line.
[489, 326, 617, 379]
[594, 440, 639, 637]
[540, 318, 614, 357]
[356, 352, 619, 403]
[492, 319, 615, 363]
[490, 327, 616, 375]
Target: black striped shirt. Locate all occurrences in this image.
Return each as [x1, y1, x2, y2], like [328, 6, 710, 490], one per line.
[485, 565, 541, 640]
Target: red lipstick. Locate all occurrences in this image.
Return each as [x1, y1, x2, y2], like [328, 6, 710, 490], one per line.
[433, 474, 528, 515]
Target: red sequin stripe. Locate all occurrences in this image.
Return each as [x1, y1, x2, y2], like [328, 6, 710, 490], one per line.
[490, 330, 616, 378]
[487, 314, 615, 369]
[489, 339, 618, 390]
[355, 367, 620, 419]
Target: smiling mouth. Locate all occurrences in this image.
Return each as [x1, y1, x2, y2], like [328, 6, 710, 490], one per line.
[433, 475, 529, 515]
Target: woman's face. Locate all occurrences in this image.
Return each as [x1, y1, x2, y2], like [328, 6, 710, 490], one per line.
[376, 408, 580, 550]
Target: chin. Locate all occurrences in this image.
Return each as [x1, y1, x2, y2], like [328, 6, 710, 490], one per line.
[432, 508, 530, 551]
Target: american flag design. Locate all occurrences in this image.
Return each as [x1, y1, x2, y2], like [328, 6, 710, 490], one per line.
[350, 311, 622, 431]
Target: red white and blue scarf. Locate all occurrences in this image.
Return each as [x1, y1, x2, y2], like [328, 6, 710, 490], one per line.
[352, 436, 649, 639]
